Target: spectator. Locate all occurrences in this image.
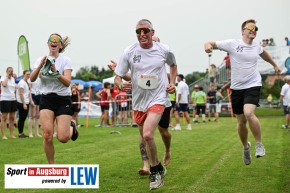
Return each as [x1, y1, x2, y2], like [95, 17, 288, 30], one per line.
[280, 76, 290, 128]
[215, 86, 225, 122]
[207, 85, 217, 122]
[28, 76, 42, 137]
[223, 53, 231, 77]
[71, 83, 81, 127]
[16, 70, 31, 138]
[285, 37, 290, 46]
[1, 67, 17, 139]
[95, 82, 111, 127]
[193, 86, 207, 124]
[265, 39, 269, 46]
[269, 38, 276, 46]
[117, 91, 128, 124]
[208, 64, 217, 86]
[191, 84, 199, 122]
[111, 84, 121, 125]
[173, 74, 192, 131]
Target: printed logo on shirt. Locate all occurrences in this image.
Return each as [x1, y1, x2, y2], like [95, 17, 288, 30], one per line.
[133, 55, 141, 63]
[236, 45, 243, 53]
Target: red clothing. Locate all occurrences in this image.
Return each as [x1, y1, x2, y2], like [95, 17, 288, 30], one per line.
[111, 87, 120, 99]
[100, 89, 109, 106]
[224, 55, 230, 68]
[117, 91, 127, 105]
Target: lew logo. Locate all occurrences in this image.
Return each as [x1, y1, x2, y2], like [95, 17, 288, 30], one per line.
[71, 167, 98, 185]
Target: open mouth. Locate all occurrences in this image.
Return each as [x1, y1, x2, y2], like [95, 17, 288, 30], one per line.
[51, 44, 57, 48]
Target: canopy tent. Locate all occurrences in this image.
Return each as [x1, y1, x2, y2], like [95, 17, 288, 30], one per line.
[102, 76, 115, 85]
[85, 80, 103, 91]
[71, 79, 87, 86]
[70, 79, 103, 91]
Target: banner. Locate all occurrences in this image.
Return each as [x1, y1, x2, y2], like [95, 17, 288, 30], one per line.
[17, 35, 30, 71]
[257, 46, 290, 74]
[5, 164, 99, 189]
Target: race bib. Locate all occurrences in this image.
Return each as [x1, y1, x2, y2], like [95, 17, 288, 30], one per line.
[137, 74, 158, 90]
[121, 102, 127, 107]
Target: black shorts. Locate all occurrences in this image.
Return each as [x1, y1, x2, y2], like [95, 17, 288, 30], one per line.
[101, 105, 109, 112]
[231, 86, 261, 114]
[71, 104, 81, 113]
[40, 93, 73, 116]
[118, 104, 128, 112]
[196, 105, 206, 115]
[171, 101, 176, 109]
[0, 100, 17, 113]
[158, 106, 171, 129]
[175, 103, 188, 112]
[32, 94, 41, 105]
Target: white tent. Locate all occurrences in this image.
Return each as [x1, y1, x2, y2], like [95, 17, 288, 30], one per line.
[102, 76, 115, 84]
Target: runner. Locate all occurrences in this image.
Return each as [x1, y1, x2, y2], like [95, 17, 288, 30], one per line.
[30, 33, 78, 164]
[114, 19, 177, 190]
[204, 19, 281, 165]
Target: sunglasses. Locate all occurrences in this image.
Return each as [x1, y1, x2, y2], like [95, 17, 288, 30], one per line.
[243, 25, 258, 32]
[136, 28, 151, 35]
[48, 36, 62, 43]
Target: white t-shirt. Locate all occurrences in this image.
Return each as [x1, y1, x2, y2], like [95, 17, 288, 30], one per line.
[280, 83, 290, 105]
[16, 79, 30, 104]
[216, 39, 263, 90]
[0, 76, 16, 101]
[115, 42, 176, 112]
[27, 78, 41, 95]
[33, 54, 72, 96]
[176, 80, 189, 104]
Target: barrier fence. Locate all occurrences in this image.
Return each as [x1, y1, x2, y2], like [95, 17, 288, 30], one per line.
[72, 92, 134, 128]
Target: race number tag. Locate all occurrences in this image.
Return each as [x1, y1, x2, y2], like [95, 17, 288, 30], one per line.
[121, 102, 127, 107]
[137, 74, 158, 89]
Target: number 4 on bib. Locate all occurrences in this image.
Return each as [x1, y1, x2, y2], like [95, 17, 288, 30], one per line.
[137, 74, 158, 89]
[146, 80, 151, 87]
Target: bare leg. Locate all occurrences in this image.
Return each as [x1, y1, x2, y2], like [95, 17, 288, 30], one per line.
[138, 136, 150, 175]
[236, 114, 248, 148]
[143, 112, 162, 167]
[41, 110, 56, 164]
[8, 112, 16, 138]
[1, 113, 8, 139]
[244, 104, 261, 144]
[158, 126, 171, 166]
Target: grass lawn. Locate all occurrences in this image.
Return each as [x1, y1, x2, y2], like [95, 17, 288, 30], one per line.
[0, 110, 289, 193]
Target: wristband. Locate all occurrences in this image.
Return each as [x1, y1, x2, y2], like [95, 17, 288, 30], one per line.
[118, 82, 123, 90]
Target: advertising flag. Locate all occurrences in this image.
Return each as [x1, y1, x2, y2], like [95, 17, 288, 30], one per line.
[17, 35, 30, 71]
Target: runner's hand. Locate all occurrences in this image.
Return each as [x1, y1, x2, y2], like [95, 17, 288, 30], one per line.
[108, 60, 117, 71]
[39, 56, 47, 68]
[166, 83, 176, 94]
[204, 43, 213, 53]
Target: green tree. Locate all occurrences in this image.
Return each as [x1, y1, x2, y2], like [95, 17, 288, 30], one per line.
[185, 71, 206, 85]
[73, 65, 114, 81]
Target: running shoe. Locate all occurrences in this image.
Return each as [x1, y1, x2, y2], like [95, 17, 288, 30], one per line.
[71, 121, 79, 141]
[282, 125, 289, 129]
[255, 143, 266, 158]
[187, 124, 192, 130]
[173, 125, 181, 131]
[159, 166, 167, 179]
[149, 172, 163, 190]
[18, 133, 29, 138]
[243, 142, 251, 165]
